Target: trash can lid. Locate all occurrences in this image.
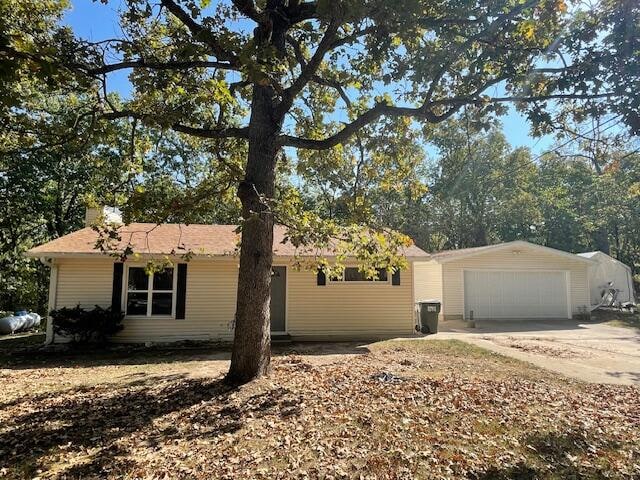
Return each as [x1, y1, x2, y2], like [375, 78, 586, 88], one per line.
[416, 299, 441, 304]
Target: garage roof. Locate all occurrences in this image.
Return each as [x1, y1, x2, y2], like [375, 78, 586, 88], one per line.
[430, 240, 595, 264]
[578, 251, 632, 271]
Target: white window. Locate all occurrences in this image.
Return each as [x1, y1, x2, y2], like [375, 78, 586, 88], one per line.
[332, 267, 389, 283]
[125, 266, 176, 317]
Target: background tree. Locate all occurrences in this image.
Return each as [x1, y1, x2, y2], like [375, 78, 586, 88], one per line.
[0, 92, 134, 312]
[2, 0, 639, 383]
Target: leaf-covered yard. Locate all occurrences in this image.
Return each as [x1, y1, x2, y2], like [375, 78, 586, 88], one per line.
[1, 340, 638, 479]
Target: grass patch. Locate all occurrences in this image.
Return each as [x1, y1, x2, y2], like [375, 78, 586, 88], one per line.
[0, 340, 637, 479]
[592, 310, 640, 331]
[376, 338, 495, 357]
[605, 315, 640, 330]
[372, 338, 554, 383]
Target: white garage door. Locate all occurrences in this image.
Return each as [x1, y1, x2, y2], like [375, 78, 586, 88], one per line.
[464, 270, 569, 319]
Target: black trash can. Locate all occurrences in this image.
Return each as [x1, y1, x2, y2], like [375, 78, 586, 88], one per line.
[416, 300, 441, 334]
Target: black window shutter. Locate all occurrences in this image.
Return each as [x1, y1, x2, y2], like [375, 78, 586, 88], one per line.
[392, 270, 401, 286]
[317, 269, 326, 286]
[111, 263, 124, 312]
[176, 264, 188, 319]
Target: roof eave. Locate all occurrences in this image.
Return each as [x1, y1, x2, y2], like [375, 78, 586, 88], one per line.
[25, 251, 428, 261]
[433, 241, 597, 265]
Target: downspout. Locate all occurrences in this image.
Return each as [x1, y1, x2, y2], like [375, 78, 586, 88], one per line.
[39, 257, 57, 345]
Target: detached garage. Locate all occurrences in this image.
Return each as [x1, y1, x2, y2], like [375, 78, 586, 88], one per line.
[414, 241, 594, 321]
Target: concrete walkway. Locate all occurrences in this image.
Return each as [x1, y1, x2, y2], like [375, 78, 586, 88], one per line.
[428, 319, 640, 385]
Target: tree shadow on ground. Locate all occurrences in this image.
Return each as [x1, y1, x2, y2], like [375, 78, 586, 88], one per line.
[273, 341, 371, 357]
[1, 341, 371, 371]
[470, 429, 621, 479]
[0, 373, 295, 478]
[0, 345, 231, 370]
[605, 370, 640, 383]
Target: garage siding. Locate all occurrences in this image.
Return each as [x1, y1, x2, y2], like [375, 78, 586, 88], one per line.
[52, 258, 416, 342]
[441, 249, 590, 320]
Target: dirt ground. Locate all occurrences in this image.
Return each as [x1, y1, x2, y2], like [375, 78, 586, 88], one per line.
[432, 315, 640, 385]
[1, 339, 638, 479]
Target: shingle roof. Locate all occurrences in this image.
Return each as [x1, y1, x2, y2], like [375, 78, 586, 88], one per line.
[26, 223, 429, 258]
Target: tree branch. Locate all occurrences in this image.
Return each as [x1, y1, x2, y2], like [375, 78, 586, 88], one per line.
[231, 0, 266, 23]
[160, 0, 239, 65]
[172, 123, 249, 139]
[286, 34, 307, 67]
[100, 110, 249, 139]
[312, 75, 351, 108]
[87, 59, 238, 74]
[285, 1, 318, 24]
[328, 24, 380, 50]
[277, 17, 341, 117]
[278, 91, 618, 150]
[279, 102, 437, 150]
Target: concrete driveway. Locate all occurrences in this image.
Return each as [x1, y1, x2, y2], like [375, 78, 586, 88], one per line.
[431, 319, 640, 385]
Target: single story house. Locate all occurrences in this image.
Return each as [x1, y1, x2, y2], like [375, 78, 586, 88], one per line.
[415, 241, 594, 321]
[27, 221, 429, 344]
[27, 216, 595, 344]
[577, 251, 636, 305]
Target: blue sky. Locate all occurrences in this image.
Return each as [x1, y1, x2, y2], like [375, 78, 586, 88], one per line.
[64, 1, 555, 154]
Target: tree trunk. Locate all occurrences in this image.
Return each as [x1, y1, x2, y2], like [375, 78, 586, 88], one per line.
[226, 83, 281, 385]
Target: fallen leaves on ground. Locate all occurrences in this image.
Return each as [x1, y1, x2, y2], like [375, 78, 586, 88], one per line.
[0, 340, 638, 479]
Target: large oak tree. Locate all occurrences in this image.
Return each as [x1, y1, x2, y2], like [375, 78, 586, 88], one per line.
[2, 0, 638, 383]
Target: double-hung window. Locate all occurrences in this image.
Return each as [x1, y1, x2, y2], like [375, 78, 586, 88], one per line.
[126, 267, 176, 317]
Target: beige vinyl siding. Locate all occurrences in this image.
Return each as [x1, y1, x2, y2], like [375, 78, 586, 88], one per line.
[413, 260, 443, 303]
[413, 260, 444, 321]
[116, 259, 238, 343]
[55, 258, 113, 309]
[52, 257, 417, 343]
[286, 263, 415, 339]
[53, 258, 238, 343]
[440, 248, 590, 320]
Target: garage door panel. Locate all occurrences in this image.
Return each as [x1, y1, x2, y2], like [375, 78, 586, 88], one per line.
[464, 270, 568, 319]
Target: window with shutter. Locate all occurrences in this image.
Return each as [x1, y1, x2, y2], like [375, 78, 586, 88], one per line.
[124, 266, 177, 317]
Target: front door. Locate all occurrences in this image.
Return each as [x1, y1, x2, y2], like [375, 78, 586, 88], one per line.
[270, 266, 286, 332]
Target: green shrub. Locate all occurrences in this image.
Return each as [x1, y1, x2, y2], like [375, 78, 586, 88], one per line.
[50, 305, 124, 344]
